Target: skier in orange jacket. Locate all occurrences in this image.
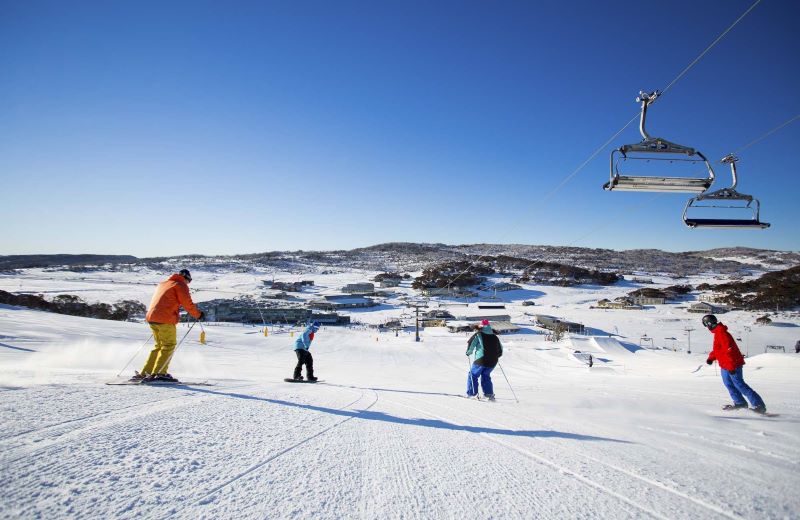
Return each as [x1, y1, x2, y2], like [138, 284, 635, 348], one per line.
[132, 269, 204, 382]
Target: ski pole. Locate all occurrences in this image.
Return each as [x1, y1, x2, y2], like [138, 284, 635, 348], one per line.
[497, 362, 519, 403]
[115, 332, 154, 378]
[155, 320, 197, 374]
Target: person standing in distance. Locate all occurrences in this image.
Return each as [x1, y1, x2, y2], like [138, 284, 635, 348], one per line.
[133, 269, 204, 382]
[703, 314, 766, 414]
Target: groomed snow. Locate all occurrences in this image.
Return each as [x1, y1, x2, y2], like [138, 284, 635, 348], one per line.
[1, 268, 799, 519]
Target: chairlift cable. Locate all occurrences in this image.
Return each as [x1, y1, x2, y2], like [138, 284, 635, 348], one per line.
[659, 0, 763, 98]
[732, 113, 800, 156]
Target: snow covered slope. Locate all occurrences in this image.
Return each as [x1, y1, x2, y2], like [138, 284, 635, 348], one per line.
[1, 303, 798, 519]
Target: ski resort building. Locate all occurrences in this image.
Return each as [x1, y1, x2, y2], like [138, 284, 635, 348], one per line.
[485, 321, 520, 334]
[535, 314, 585, 334]
[596, 299, 643, 310]
[202, 300, 312, 324]
[688, 302, 729, 314]
[456, 314, 512, 323]
[420, 287, 477, 297]
[378, 277, 403, 288]
[310, 313, 351, 325]
[342, 283, 375, 294]
[632, 296, 666, 305]
[445, 320, 519, 334]
[700, 292, 729, 304]
[420, 318, 448, 328]
[308, 294, 377, 310]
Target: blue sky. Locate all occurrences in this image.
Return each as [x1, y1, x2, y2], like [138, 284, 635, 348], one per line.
[1, 0, 798, 256]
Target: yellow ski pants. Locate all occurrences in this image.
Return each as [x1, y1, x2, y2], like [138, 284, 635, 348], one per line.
[141, 323, 177, 375]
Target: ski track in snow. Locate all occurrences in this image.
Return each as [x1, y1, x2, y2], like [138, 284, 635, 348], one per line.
[192, 387, 379, 506]
[383, 393, 723, 520]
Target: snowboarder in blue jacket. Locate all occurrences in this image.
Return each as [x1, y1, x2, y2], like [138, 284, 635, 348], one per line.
[292, 321, 320, 381]
[466, 320, 503, 400]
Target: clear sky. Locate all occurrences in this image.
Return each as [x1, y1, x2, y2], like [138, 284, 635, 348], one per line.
[1, 0, 798, 257]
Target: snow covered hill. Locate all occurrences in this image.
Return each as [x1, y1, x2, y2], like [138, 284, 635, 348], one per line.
[1, 267, 799, 519]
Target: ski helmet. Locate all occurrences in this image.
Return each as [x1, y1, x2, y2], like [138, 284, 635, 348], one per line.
[311, 321, 321, 328]
[701, 314, 718, 330]
[178, 269, 192, 283]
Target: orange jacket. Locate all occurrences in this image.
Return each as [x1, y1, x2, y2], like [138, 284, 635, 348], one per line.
[146, 274, 201, 324]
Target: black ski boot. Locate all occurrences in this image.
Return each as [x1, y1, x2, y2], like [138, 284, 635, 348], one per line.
[148, 373, 179, 383]
[306, 375, 318, 382]
[722, 403, 747, 411]
[751, 405, 768, 415]
[129, 371, 148, 382]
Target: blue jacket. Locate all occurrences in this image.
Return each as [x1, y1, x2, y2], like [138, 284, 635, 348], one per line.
[466, 326, 503, 367]
[294, 325, 319, 350]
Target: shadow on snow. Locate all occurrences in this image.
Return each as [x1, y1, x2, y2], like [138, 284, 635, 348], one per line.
[176, 386, 632, 444]
[0, 342, 37, 352]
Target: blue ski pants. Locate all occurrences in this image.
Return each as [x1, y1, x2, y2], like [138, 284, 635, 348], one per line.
[721, 367, 765, 408]
[467, 364, 494, 396]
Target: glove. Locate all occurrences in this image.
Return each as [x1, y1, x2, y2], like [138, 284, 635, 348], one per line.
[706, 359, 713, 365]
[198, 311, 206, 321]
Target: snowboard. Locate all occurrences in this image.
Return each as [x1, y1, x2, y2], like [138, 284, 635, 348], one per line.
[717, 406, 779, 418]
[106, 379, 215, 386]
[283, 378, 322, 384]
[751, 410, 780, 418]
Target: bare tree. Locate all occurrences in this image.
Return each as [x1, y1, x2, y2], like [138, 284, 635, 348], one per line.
[551, 322, 567, 343]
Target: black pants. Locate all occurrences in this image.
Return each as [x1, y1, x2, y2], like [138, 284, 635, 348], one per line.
[294, 349, 314, 379]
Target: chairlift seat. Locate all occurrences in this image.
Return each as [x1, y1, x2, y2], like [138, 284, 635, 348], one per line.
[683, 218, 770, 229]
[604, 175, 712, 193]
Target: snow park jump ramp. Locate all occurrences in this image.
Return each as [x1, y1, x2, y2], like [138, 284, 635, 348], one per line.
[565, 336, 642, 372]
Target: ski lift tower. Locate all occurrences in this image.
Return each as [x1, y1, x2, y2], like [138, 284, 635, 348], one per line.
[684, 327, 695, 354]
[406, 301, 428, 342]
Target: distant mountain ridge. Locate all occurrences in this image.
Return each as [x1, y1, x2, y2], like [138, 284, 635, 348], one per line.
[1, 244, 797, 275]
[0, 254, 138, 270]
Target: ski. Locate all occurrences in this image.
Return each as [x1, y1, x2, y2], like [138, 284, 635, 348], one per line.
[283, 378, 322, 384]
[106, 379, 215, 386]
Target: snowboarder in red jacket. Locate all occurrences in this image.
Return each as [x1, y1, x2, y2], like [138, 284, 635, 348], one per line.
[703, 314, 766, 414]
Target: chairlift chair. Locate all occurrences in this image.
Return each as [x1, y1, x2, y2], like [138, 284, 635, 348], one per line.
[604, 91, 715, 193]
[682, 154, 770, 229]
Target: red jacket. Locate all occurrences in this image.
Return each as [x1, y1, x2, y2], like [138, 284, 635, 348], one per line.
[146, 274, 202, 324]
[706, 323, 745, 371]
